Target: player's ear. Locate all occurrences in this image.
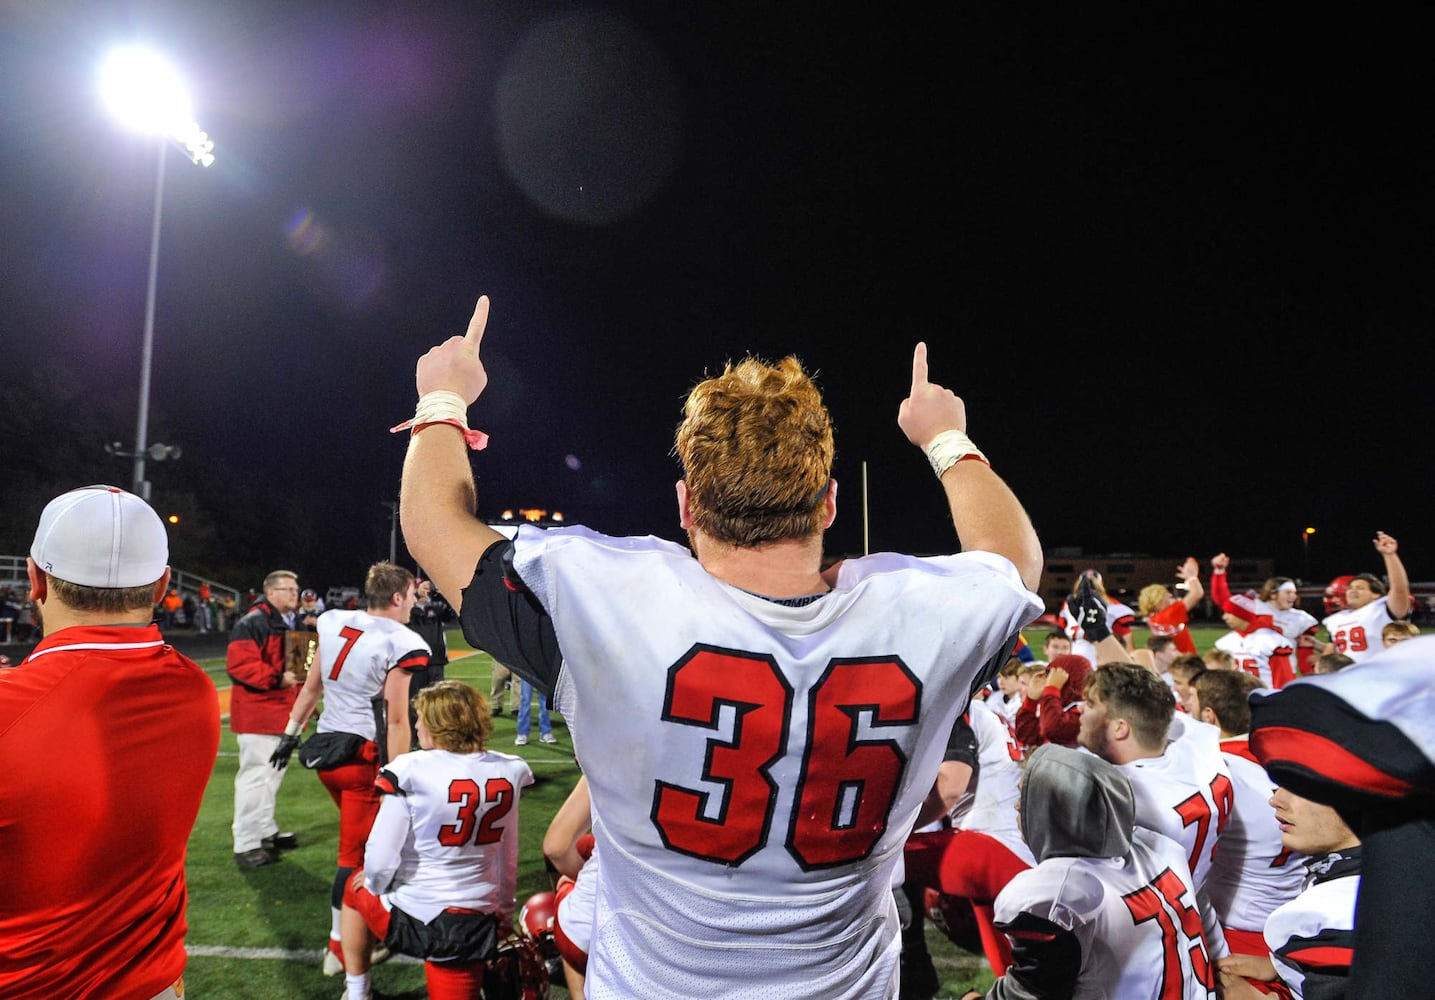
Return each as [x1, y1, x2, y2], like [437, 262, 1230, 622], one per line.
[25, 557, 47, 604]
[676, 480, 693, 529]
[821, 478, 837, 529]
[152, 567, 172, 605]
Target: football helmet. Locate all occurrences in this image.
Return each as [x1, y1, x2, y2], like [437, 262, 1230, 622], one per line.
[1324, 575, 1354, 614]
[517, 892, 562, 989]
[483, 933, 549, 1000]
[519, 891, 556, 940]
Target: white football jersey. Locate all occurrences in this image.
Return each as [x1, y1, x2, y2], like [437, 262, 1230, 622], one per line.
[1205, 740, 1305, 933]
[1213, 627, 1294, 689]
[364, 747, 534, 923]
[1119, 714, 1232, 957]
[1321, 596, 1395, 662]
[1266, 856, 1360, 998]
[960, 700, 1034, 865]
[512, 524, 1042, 1000]
[315, 610, 429, 740]
[1271, 607, 1317, 643]
[994, 828, 1217, 999]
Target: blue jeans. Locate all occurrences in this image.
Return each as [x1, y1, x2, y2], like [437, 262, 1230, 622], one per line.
[516, 680, 551, 737]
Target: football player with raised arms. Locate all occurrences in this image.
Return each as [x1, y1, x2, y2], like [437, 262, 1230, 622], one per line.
[399, 296, 1043, 998]
[1318, 531, 1413, 663]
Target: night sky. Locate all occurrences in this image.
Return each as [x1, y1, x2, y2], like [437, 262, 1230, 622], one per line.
[2, 4, 1432, 590]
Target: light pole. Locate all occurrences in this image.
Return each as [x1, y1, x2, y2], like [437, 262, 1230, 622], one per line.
[1303, 526, 1316, 580]
[99, 46, 215, 500]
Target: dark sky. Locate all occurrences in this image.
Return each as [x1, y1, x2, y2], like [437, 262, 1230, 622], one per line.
[2, 4, 1432, 589]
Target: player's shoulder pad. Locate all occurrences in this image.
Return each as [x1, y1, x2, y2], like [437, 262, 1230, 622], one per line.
[374, 766, 405, 796]
[995, 860, 1108, 932]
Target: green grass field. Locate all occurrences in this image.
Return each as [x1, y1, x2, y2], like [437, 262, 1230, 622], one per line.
[179, 623, 1262, 998]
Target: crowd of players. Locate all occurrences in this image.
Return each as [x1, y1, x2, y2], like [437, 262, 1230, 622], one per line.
[6, 298, 1431, 1000]
[898, 541, 1418, 1000]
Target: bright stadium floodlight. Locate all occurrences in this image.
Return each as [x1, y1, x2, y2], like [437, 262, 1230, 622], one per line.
[100, 47, 193, 136]
[98, 45, 216, 498]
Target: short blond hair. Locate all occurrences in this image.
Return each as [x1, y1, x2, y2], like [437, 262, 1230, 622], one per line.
[674, 356, 834, 547]
[1138, 584, 1172, 617]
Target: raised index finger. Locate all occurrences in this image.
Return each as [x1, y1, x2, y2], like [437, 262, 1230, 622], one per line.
[911, 342, 929, 392]
[464, 295, 491, 347]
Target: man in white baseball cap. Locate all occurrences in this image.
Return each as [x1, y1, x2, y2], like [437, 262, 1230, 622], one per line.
[0, 485, 220, 1000]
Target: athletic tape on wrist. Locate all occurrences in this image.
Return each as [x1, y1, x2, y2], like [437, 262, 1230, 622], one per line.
[390, 390, 489, 450]
[924, 429, 989, 478]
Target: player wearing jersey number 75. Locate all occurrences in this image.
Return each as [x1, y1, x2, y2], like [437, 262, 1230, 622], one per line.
[399, 297, 1043, 999]
[273, 560, 430, 977]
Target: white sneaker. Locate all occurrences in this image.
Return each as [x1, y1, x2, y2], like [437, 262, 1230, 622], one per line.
[539, 733, 558, 744]
[514, 735, 529, 746]
[324, 941, 390, 977]
[322, 943, 344, 976]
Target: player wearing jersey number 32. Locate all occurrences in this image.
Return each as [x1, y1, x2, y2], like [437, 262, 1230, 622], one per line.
[398, 296, 1043, 999]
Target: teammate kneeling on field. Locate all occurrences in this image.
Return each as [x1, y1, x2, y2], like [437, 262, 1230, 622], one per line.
[961, 744, 1216, 999]
[337, 681, 534, 1000]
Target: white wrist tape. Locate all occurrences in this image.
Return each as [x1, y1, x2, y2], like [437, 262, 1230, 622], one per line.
[284, 719, 302, 737]
[925, 429, 989, 478]
[412, 390, 470, 427]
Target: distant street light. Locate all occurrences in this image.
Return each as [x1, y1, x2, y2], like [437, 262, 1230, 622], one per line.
[99, 45, 215, 500]
[1303, 526, 1316, 579]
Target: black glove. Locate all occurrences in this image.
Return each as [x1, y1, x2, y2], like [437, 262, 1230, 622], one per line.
[270, 733, 302, 770]
[1071, 576, 1111, 642]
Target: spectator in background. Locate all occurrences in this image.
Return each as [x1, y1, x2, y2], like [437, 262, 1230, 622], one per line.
[0, 587, 18, 643]
[298, 588, 325, 628]
[408, 578, 452, 690]
[1137, 556, 1205, 655]
[196, 580, 213, 633]
[514, 678, 557, 746]
[160, 585, 183, 630]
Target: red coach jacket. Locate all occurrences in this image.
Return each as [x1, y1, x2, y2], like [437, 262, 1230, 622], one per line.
[226, 599, 299, 733]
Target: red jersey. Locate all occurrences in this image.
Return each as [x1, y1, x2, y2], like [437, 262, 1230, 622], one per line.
[1147, 601, 1198, 654]
[0, 624, 220, 999]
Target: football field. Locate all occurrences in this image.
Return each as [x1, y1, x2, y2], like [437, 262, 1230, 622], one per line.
[181, 625, 1252, 998]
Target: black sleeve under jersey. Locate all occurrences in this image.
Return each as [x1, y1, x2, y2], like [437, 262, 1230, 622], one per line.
[944, 712, 979, 768]
[457, 539, 563, 700]
[987, 911, 1081, 1000]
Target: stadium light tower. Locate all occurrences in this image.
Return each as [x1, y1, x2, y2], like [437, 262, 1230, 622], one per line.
[99, 45, 216, 499]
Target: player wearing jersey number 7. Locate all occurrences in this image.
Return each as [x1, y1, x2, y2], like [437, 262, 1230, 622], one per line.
[270, 560, 430, 976]
[398, 297, 1043, 999]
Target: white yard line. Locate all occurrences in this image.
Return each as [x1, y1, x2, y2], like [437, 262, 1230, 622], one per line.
[185, 945, 420, 964]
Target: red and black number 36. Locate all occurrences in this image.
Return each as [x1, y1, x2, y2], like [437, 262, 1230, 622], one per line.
[651, 644, 920, 870]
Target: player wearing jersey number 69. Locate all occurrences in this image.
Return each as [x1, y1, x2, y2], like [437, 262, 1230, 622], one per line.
[399, 297, 1044, 999]
[271, 560, 430, 976]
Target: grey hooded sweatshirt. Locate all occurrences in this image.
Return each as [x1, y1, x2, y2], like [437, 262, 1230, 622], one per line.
[982, 745, 1217, 1000]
